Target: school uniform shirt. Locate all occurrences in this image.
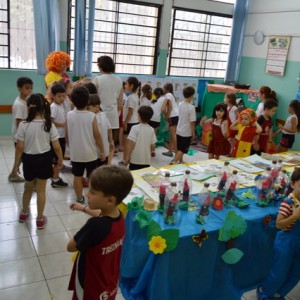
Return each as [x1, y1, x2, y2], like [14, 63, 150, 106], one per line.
[127, 123, 157, 165]
[151, 96, 165, 123]
[51, 102, 66, 138]
[176, 101, 196, 137]
[15, 120, 59, 154]
[256, 102, 264, 117]
[12, 97, 28, 142]
[282, 114, 298, 135]
[95, 112, 111, 157]
[123, 93, 139, 124]
[165, 93, 179, 118]
[139, 96, 151, 107]
[227, 105, 238, 123]
[92, 74, 122, 129]
[68, 213, 125, 300]
[67, 110, 98, 162]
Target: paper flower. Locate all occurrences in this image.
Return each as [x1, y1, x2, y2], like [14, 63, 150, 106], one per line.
[212, 196, 224, 210]
[148, 236, 167, 254]
[127, 196, 144, 210]
[134, 210, 152, 229]
[242, 189, 256, 199]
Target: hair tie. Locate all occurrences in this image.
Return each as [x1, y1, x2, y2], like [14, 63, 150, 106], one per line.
[29, 104, 37, 108]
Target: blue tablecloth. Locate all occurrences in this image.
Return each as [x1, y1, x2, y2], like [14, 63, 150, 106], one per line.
[120, 188, 280, 300]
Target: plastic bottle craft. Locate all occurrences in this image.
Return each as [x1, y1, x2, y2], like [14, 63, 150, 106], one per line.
[163, 182, 179, 225]
[158, 172, 171, 212]
[196, 183, 211, 224]
[272, 169, 290, 201]
[178, 170, 193, 210]
[255, 167, 272, 206]
[217, 161, 230, 195]
[224, 170, 238, 206]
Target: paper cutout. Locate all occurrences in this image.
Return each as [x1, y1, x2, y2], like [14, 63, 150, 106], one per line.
[242, 189, 256, 199]
[134, 210, 153, 229]
[192, 229, 208, 247]
[127, 196, 144, 210]
[212, 196, 224, 210]
[148, 236, 167, 254]
[222, 248, 244, 264]
[161, 229, 180, 251]
[147, 220, 161, 240]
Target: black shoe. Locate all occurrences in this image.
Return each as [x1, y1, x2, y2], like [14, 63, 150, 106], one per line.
[51, 178, 68, 188]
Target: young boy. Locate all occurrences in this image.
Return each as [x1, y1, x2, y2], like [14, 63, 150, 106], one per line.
[67, 165, 134, 300]
[171, 86, 196, 164]
[252, 98, 278, 155]
[87, 94, 114, 166]
[257, 167, 300, 300]
[9, 77, 33, 182]
[50, 83, 68, 187]
[121, 106, 156, 170]
[66, 86, 105, 203]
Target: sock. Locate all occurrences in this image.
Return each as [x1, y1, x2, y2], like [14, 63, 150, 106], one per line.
[52, 178, 59, 182]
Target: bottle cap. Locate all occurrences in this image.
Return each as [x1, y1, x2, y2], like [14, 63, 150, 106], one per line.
[204, 183, 210, 187]
[266, 167, 271, 171]
[224, 161, 230, 165]
[171, 182, 177, 186]
[282, 169, 287, 173]
[272, 160, 277, 164]
[278, 160, 282, 163]
[185, 170, 190, 175]
[233, 170, 238, 174]
[165, 172, 170, 177]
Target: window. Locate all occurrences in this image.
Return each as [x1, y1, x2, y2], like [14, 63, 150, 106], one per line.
[167, 9, 232, 78]
[69, 0, 161, 75]
[0, 0, 36, 69]
[210, 0, 235, 4]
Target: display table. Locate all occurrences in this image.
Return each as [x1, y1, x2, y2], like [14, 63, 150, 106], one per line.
[120, 187, 279, 300]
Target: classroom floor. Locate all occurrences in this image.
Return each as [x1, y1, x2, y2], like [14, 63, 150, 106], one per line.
[0, 137, 299, 300]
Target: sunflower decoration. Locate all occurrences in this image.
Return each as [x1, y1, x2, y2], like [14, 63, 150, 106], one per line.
[148, 236, 167, 254]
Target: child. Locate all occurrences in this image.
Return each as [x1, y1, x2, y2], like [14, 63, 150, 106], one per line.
[149, 87, 165, 134]
[161, 82, 179, 157]
[67, 165, 134, 300]
[121, 106, 157, 170]
[140, 83, 152, 107]
[230, 108, 262, 158]
[88, 94, 113, 166]
[118, 81, 127, 153]
[224, 93, 238, 149]
[275, 100, 300, 153]
[66, 86, 105, 203]
[256, 86, 277, 117]
[8, 77, 33, 182]
[257, 167, 300, 300]
[50, 83, 68, 187]
[252, 99, 278, 155]
[12, 94, 63, 229]
[171, 86, 196, 164]
[200, 102, 230, 160]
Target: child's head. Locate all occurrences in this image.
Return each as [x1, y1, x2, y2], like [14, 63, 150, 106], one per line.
[57, 78, 73, 97]
[212, 102, 227, 121]
[259, 86, 277, 102]
[163, 82, 173, 94]
[87, 94, 101, 113]
[125, 77, 141, 94]
[224, 93, 236, 106]
[289, 100, 300, 128]
[183, 86, 195, 99]
[290, 167, 300, 196]
[82, 82, 97, 94]
[97, 55, 115, 73]
[238, 108, 257, 126]
[138, 106, 153, 123]
[88, 165, 134, 207]
[142, 84, 152, 100]
[51, 83, 66, 105]
[263, 99, 278, 117]
[71, 86, 89, 109]
[153, 87, 164, 100]
[17, 77, 33, 98]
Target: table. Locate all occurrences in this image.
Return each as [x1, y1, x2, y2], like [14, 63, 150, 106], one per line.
[120, 188, 280, 300]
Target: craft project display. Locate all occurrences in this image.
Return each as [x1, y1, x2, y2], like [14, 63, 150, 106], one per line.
[163, 182, 179, 225]
[196, 183, 211, 223]
[217, 161, 230, 192]
[158, 172, 171, 211]
[272, 169, 290, 201]
[255, 167, 273, 206]
[224, 170, 239, 206]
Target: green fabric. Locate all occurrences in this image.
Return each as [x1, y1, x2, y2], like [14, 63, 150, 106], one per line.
[156, 114, 169, 147]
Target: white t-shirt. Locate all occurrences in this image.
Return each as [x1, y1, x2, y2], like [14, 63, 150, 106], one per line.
[67, 110, 98, 162]
[123, 93, 139, 124]
[256, 102, 264, 117]
[151, 96, 165, 123]
[176, 101, 196, 137]
[63, 96, 73, 114]
[51, 102, 66, 138]
[127, 123, 157, 165]
[282, 114, 298, 135]
[165, 93, 179, 118]
[92, 74, 122, 129]
[227, 105, 238, 123]
[95, 112, 111, 157]
[140, 96, 151, 107]
[12, 97, 28, 142]
[15, 120, 59, 154]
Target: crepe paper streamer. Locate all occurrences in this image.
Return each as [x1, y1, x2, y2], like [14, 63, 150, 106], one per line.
[222, 248, 244, 264]
[148, 236, 167, 254]
[192, 229, 208, 247]
[195, 215, 206, 224]
[218, 211, 247, 242]
[187, 149, 198, 156]
[147, 220, 162, 241]
[127, 196, 144, 210]
[134, 210, 153, 229]
[242, 189, 256, 199]
[160, 229, 180, 251]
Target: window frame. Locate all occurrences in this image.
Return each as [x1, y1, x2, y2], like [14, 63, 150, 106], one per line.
[0, 0, 10, 68]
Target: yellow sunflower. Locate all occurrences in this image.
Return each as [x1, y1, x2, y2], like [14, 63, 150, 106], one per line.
[148, 236, 167, 254]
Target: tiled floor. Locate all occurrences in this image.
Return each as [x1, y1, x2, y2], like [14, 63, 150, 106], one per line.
[0, 137, 299, 300]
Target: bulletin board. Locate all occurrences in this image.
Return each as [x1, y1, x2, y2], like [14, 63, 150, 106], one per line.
[265, 35, 291, 76]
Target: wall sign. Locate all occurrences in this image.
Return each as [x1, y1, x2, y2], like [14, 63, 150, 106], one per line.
[265, 35, 291, 76]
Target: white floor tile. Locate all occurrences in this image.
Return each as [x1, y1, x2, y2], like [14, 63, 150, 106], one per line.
[47, 188, 76, 202]
[0, 206, 20, 223]
[59, 213, 90, 231]
[28, 202, 58, 219]
[47, 275, 73, 300]
[0, 221, 30, 242]
[52, 200, 79, 216]
[287, 281, 300, 300]
[0, 183, 17, 196]
[0, 194, 19, 209]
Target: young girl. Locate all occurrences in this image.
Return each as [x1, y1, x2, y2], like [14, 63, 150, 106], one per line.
[256, 86, 277, 117]
[12, 94, 63, 229]
[275, 100, 300, 152]
[230, 108, 262, 158]
[224, 93, 238, 149]
[257, 167, 300, 300]
[140, 83, 152, 107]
[200, 102, 230, 159]
[161, 82, 179, 157]
[149, 87, 165, 134]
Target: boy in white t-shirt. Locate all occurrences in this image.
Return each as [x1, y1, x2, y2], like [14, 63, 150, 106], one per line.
[9, 77, 33, 182]
[66, 86, 105, 203]
[171, 86, 196, 164]
[120, 106, 156, 170]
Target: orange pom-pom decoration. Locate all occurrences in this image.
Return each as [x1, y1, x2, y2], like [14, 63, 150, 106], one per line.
[45, 51, 71, 72]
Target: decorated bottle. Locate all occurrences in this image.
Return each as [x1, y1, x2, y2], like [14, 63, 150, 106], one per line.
[270, 160, 279, 186]
[197, 183, 211, 216]
[257, 167, 272, 203]
[224, 170, 238, 203]
[273, 169, 289, 200]
[217, 161, 230, 193]
[179, 170, 193, 202]
[283, 170, 293, 197]
[164, 182, 179, 225]
[159, 172, 170, 210]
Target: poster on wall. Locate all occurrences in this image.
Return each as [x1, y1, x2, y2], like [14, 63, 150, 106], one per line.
[265, 35, 291, 76]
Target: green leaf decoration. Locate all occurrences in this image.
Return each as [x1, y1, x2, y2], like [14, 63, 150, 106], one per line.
[127, 196, 144, 210]
[160, 229, 180, 251]
[242, 189, 256, 199]
[134, 210, 153, 229]
[218, 211, 247, 242]
[146, 220, 161, 241]
[222, 248, 244, 264]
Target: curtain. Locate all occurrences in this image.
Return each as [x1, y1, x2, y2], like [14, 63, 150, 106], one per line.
[32, 0, 61, 75]
[225, 0, 249, 82]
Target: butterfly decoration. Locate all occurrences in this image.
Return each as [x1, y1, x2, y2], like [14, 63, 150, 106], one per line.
[192, 229, 208, 247]
[263, 215, 272, 225]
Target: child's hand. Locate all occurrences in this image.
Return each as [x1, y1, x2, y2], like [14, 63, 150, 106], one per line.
[57, 159, 64, 169]
[123, 122, 127, 132]
[277, 123, 283, 129]
[200, 116, 207, 127]
[252, 142, 260, 151]
[70, 203, 86, 212]
[109, 142, 115, 152]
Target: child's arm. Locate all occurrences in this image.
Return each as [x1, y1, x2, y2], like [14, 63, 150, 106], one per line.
[190, 121, 196, 139]
[92, 117, 105, 160]
[278, 117, 297, 133]
[161, 99, 172, 119]
[123, 139, 135, 164]
[221, 120, 229, 138]
[51, 118, 65, 128]
[70, 203, 101, 217]
[199, 117, 212, 127]
[151, 143, 156, 153]
[117, 87, 123, 111]
[265, 128, 274, 152]
[230, 120, 239, 130]
[11, 140, 24, 176]
[123, 107, 133, 131]
[108, 128, 114, 154]
[67, 239, 77, 252]
[51, 139, 64, 169]
[254, 121, 262, 134]
[276, 205, 300, 230]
